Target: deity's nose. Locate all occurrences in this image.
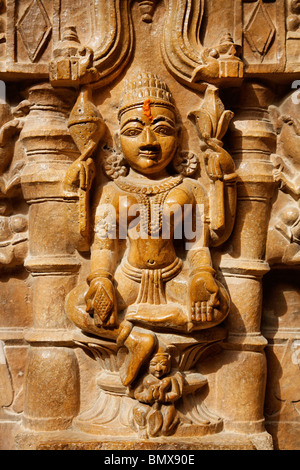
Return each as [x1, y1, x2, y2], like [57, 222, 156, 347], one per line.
[140, 127, 160, 149]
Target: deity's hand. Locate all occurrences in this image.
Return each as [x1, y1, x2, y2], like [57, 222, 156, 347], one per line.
[0, 119, 24, 146]
[189, 270, 221, 323]
[158, 377, 181, 404]
[273, 165, 290, 191]
[151, 383, 161, 402]
[151, 380, 172, 403]
[64, 158, 96, 195]
[85, 274, 117, 327]
[0, 119, 25, 174]
[205, 144, 236, 182]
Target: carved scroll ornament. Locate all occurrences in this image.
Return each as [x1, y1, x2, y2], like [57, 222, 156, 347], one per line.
[162, 0, 243, 89]
[49, 0, 134, 89]
[47, 0, 243, 92]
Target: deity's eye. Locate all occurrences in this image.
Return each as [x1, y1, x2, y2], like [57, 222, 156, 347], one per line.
[153, 124, 175, 136]
[282, 115, 295, 128]
[121, 127, 143, 137]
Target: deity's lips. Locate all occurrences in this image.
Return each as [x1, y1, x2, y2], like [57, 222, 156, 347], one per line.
[138, 149, 161, 160]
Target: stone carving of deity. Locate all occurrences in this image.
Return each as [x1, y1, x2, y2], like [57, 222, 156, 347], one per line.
[65, 72, 237, 436]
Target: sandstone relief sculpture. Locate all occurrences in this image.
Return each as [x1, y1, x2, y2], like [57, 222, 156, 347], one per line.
[267, 92, 300, 265]
[0, 97, 29, 270]
[65, 72, 237, 437]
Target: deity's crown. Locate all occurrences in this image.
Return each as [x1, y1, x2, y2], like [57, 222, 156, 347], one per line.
[118, 72, 175, 119]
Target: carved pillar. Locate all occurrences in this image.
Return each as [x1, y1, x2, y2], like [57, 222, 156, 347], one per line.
[217, 81, 276, 439]
[20, 83, 80, 431]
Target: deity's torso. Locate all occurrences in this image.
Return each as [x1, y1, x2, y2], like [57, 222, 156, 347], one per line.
[98, 175, 207, 270]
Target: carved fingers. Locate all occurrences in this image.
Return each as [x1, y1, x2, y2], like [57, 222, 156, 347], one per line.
[273, 161, 285, 182]
[64, 158, 95, 194]
[64, 161, 82, 193]
[205, 151, 223, 180]
[80, 158, 96, 191]
[189, 271, 220, 324]
[149, 377, 181, 404]
[273, 168, 282, 182]
[204, 145, 236, 181]
[85, 277, 117, 327]
[191, 301, 214, 323]
[0, 119, 24, 147]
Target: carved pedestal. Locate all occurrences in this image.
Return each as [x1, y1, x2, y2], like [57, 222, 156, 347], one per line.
[73, 330, 225, 439]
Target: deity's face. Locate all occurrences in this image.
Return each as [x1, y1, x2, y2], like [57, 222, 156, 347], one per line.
[119, 103, 178, 176]
[149, 353, 171, 378]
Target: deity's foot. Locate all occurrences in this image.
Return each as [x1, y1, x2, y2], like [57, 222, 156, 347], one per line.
[125, 303, 191, 332]
[125, 299, 229, 333]
[118, 326, 157, 386]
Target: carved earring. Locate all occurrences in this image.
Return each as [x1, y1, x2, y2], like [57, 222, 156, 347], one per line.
[103, 132, 129, 180]
[173, 150, 199, 177]
[103, 152, 129, 180]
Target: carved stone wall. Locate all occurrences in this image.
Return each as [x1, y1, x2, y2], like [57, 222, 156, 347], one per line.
[0, 0, 299, 451]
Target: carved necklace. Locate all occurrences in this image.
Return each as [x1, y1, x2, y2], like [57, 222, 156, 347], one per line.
[114, 175, 183, 236]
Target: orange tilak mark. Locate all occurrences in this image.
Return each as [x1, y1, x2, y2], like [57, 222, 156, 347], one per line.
[143, 98, 154, 122]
